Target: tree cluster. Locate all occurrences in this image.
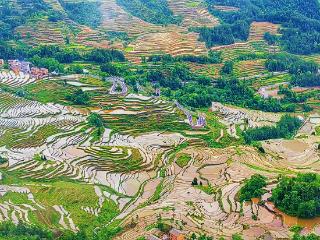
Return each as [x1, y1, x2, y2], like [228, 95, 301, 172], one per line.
[206, 0, 320, 54]
[148, 51, 222, 64]
[147, 63, 195, 90]
[239, 174, 267, 202]
[87, 113, 104, 128]
[0, 44, 126, 74]
[59, 0, 102, 28]
[0, 0, 48, 40]
[265, 53, 320, 88]
[66, 89, 90, 105]
[196, 20, 250, 47]
[116, 0, 181, 25]
[243, 115, 302, 143]
[265, 54, 318, 74]
[272, 173, 320, 218]
[292, 73, 320, 87]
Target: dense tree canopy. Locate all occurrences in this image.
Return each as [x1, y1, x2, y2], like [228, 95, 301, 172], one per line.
[88, 113, 104, 128]
[243, 115, 302, 143]
[265, 54, 318, 74]
[116, 0, 181, 25]
[66, 89, 90, 105]
[205, 0, 320, 54]
[196, 20, 250, 47]
[0, 44, 126, 74]
[0, 0, 49, 40]
[239, 174, 267, 202]
[272, 173, 320, 218]
[148, 51, 222, 64]
[292, 73, 320, 87]
[59, 0, 102, 28]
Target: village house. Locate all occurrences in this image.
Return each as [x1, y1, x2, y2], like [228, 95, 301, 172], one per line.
[8, 60, 48, 79]
[31, 67, 49, 79]
[8, 60, 20, 74]
[20, 61, 32, 73]
[310, 113, 320, 124]
[8, 60, 32, 74]
[155, 88, 161, 96]
[169, 229, 185, 240]
[148, 235, 161, 240]
[148, 234, 171, 240]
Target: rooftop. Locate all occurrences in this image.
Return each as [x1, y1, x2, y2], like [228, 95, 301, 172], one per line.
[148, 235, 161, 240]
[169, 228, 183, 236]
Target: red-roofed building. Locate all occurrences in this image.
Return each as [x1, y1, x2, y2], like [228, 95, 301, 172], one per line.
[31, 67, 49, 79]
[8, 60, 31, 74]
[169, 229, 184, 240]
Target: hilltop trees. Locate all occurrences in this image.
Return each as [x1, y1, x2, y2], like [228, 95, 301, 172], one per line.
[272, 173, 320, 218]
[206, 0, 320, 54]
[148, 51, 222, 64]
[0, 44, 126, 75]
[265, 54, 319, 74]
[0, 0, 49, 41]
[239, 174, 267, 202]
[264, 32, 278, 45]
[30, 56, 64, 73]
[197, 20, 250, 47]
[60, 1, 102, 28]
[85, 49, 125, 63]
[101, 63, 119, 76]
[147, 63, 193, 90]
[292, 73, 320, 87]
[243, 115, 302, 143]
[264, 54, 320, 87]
[116, 0, 181, 25]
[66, 89, 90, 105]
[88, 113, 104, 128]
[221, 61, 234, 75]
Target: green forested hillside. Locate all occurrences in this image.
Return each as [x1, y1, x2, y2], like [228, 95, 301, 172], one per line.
[0, 0, 49, 40]
[58, 0, 102, 28]
[116, 0, 181, 25]
[201, 0, 320, 54]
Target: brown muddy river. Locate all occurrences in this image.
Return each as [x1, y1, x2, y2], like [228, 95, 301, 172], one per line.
[274, 207, 320, 229]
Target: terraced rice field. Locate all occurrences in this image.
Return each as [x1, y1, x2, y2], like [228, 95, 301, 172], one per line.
[213, 41, 278, 61]
[14, 0, 218, 62]
[0, 84, 207, 231]
[0, 71, 37, 87]
[188, 63, 223, 78]
[248, 21, 280, 41]
[125, 28, 208, 63]
[115, 134, 320, 239]
[15, 17, 111, 48]
[15, 19, 70, 46]
[213, 5, 240, 12]
[98, 0, 213, 63]
[99, 0, 162, 37]
[301, 54, 320, 64]
[75, 27, 110, 49]
[252, 73, 291, 89]
[234, 59, 267, 78]
[91, 94, 193, 135]
[0, 73, 319, 239]
[168, 0, 219, 28]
